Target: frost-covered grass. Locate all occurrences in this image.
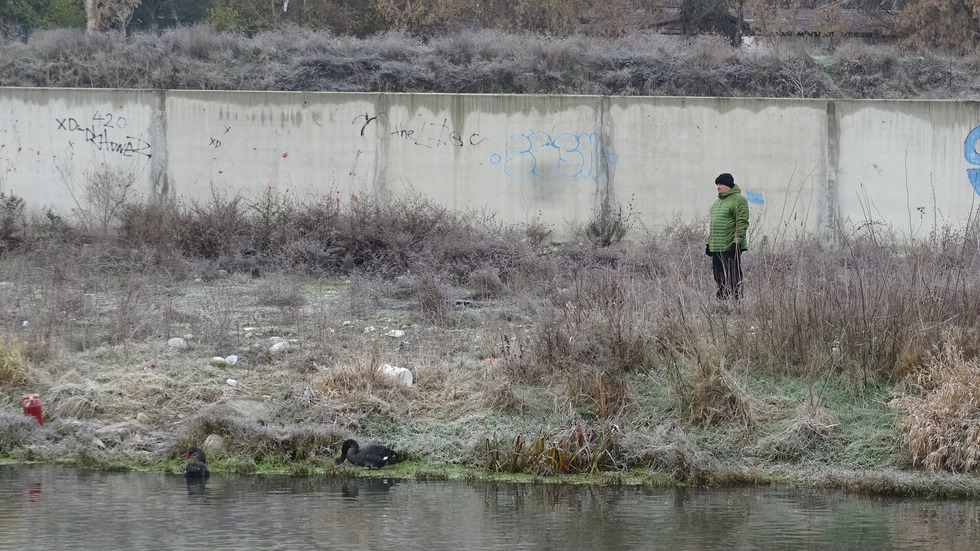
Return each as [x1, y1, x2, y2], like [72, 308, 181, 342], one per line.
[2, 26, 980, 98]
[1, 186, 980, 491]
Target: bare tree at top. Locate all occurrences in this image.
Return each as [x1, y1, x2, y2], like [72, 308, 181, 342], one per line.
[85, 0, 144, 32]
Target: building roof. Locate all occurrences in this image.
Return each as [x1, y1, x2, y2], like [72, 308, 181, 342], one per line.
[647, 5, 897, 38]
[744, 8, 897, 38]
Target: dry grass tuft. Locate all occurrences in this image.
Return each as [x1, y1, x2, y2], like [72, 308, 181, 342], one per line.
[479, 369, 526, 413]
[564, 368, 631, 419]
[0, 334, 31, 387]
[309, 351, 413, 423]
[483, 420, 624, 475]
[45, 382, 107, 419]
[679, 359, 770, 427]
[0, 410, 42, 453]
[619, 423, 718, 483]
[756, 395, 838, 461]
[895, 340, 980, 474]
[178, 410, 344, 464]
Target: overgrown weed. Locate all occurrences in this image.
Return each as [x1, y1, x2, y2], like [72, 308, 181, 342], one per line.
[0, 334, 31, 387]
[4, 28, 980, 99]
[482, 420, 624, 475]
[895, 339, 980, 474]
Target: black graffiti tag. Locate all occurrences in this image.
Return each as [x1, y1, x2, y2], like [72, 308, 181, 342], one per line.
[354, 112, 484, 148]
[56, 112, 151, 159]
[85, 128, 152, 158]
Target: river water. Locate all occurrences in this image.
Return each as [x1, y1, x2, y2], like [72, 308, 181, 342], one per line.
[1, 464, 977, 550]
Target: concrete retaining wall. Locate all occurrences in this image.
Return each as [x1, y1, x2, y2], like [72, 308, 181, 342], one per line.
[2, 87, 979, 246]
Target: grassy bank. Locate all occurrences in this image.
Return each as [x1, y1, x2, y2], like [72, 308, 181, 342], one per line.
[3, 25, 980, 99]
[1, 187, 980, 495]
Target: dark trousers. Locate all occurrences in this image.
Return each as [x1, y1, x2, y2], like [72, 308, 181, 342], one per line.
[712, 249, 742, 300]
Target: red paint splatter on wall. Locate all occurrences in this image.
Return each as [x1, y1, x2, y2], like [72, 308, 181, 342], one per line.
[282, 153, 288, 158]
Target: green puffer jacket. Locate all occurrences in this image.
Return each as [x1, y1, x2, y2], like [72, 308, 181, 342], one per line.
[708, 184, 749, 253]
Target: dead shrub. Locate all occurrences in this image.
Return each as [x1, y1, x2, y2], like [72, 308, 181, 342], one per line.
[343, 270, 387, 317]
[59, 162, 142, 238]
[413, 272, 452, 318]
[172, 191, 247, 261]
[334, 193, 455, 275]
[468, 267, 506, 299]
[895, 341, 980, 473]
[509, 268, 657, 380]
[582, 201, 633, 248]
[119, 201, 177, 251]
[0, 192, 25, 253]
[256, 272, 305, 310]
[830, 41, 916, 99]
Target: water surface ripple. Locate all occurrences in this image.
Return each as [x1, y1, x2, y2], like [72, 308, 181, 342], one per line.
[1, 465, 977, 550]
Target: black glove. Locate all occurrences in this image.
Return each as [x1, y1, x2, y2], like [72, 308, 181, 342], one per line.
[705, 244, 711, 256]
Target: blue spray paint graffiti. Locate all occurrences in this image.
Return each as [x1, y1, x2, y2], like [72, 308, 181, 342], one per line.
[490, 131, 618, 181]
[965, 126, 980, 195]
[745, 190, 764, 204]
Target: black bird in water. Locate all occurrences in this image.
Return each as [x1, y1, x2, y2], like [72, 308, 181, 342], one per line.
[184, 446, 211, 479]
[333, 439, 402, 469]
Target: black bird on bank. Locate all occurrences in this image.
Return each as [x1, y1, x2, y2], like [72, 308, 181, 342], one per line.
[184, 446, 211, 478]
[333, 439, 402, 469]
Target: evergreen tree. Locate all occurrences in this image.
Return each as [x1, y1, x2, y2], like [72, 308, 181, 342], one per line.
[0, 0, 85, 31]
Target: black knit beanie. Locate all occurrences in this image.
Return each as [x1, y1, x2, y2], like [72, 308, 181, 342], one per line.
[715, 173, 734, 188]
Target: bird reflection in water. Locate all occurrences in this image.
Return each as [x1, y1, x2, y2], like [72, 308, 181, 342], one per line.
[341, 478, 395, 499]
[186, 478, 208, 496]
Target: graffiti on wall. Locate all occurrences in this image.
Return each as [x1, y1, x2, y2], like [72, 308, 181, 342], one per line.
[209, 126, 231, 149]
[56, 112, 151, 159]
[489, 131, 618, 181]
[353, 112, 485, 149]
[966, 126, 980, 195]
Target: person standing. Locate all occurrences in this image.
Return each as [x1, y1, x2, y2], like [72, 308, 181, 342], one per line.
[706, 173, 749, 300]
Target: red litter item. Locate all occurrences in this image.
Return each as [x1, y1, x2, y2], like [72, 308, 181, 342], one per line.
[22, 394, 42, 426]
